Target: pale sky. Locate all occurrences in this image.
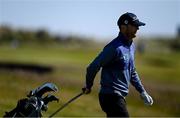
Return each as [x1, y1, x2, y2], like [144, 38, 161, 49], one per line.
[0, 0, 180, 40]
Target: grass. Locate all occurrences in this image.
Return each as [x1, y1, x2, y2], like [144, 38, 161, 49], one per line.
[0, 42, 180, 117]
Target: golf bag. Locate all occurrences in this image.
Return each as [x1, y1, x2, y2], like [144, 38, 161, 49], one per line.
[3, 82, 59, 117]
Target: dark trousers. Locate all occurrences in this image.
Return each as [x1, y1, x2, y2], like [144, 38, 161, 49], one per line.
[99, 93, 129, 117]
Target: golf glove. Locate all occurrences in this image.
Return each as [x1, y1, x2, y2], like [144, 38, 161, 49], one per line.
[140, 91, 153, 106]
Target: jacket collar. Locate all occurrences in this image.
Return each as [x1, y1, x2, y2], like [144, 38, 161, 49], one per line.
[118, 32, 133, 46]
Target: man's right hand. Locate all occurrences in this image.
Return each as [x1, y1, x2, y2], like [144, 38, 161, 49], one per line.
[82, 87, 91, 94]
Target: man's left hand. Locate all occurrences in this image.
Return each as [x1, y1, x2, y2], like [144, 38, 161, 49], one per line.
[140, 91, 153, 106]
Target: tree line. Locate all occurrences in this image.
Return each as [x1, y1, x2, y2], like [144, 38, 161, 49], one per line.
[0, 25, 93, 45]
[0, 25, 179, 51]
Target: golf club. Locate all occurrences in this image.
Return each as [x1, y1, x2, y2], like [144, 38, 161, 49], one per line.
[49, 92, 84, 118]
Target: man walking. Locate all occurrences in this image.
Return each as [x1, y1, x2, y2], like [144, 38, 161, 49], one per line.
[82, 12, 153, 117]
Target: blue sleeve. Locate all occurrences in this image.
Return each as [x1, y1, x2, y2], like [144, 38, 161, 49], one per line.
[86, 46, 116, 89]
[130, 45, 146, 93]
[130, 68, 146, 93]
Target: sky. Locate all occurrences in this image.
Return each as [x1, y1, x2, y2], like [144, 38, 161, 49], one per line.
[0, 0, 180, 40]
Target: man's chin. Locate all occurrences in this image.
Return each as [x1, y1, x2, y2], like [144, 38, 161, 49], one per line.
[127, 34, 136, 39]
[131, 34, 136, 39]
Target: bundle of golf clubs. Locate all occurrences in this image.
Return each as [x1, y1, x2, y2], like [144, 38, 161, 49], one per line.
[3, 82, 84, 118]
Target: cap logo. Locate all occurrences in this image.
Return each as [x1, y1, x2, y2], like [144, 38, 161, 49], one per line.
[132, 16, 138, 21]
[124, 20, 128, 24]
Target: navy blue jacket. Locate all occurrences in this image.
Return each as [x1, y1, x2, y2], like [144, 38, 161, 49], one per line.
[86, 32, 145, 97]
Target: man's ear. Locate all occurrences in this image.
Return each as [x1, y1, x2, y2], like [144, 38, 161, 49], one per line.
[120, 25, 127, 33]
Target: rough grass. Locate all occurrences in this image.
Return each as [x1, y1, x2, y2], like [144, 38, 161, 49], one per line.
[0, 43, 180, 117]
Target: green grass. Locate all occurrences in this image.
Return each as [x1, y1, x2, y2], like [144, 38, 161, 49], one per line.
[0, 43, 180, 117]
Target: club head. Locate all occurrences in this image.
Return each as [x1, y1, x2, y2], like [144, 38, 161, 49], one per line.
[43, 94, 59, 105]
[28, 82, 59, 97]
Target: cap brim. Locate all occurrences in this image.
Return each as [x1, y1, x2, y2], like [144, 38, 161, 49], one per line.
[132, 20, 145, 27]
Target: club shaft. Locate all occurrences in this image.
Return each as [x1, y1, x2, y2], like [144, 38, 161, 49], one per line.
[49, 92, 83, 118]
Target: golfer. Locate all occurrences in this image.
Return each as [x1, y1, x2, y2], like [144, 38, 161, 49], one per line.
[83, 12, 153, 117]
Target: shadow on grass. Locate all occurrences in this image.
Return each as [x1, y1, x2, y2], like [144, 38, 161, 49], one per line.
[0, 61, 53, 74]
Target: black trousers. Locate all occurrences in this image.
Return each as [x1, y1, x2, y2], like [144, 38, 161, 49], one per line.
[99, 93, 129, 117]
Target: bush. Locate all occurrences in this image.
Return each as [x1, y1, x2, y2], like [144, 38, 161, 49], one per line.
[171, 37, 180, 51]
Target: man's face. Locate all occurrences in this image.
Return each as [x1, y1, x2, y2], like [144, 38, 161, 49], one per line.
[126, 24, 139, 39]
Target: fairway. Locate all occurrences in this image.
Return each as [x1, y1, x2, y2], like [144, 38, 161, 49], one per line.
[0, 43, 180, 117]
